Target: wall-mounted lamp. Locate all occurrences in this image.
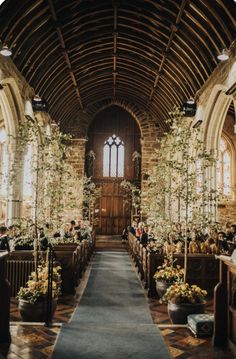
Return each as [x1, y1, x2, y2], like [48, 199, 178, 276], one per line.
[186, 97, 195, 105]
[182, 99, 197, 117]
[217, 49, 229, 61]
[32, 95, 48, 112]
[0, 44, 12, 57]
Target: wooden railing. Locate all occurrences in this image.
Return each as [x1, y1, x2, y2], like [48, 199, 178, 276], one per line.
[6, 237, 95, 297]
[0, 251, 11, 343]
[213, 256, 236, 353]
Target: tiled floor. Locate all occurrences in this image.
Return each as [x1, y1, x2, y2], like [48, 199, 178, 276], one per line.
[148, 298, 234, 358]
[0, 252, 235, 359]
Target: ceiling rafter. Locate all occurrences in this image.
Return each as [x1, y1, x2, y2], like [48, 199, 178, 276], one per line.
[0, 0, 235, 133]
[148, 0, 188, 104]
[47, 0, 83, 109]
[112, 0, 118, 98]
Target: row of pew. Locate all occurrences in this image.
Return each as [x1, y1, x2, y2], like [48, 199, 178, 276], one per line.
[128, 233, 219, 297]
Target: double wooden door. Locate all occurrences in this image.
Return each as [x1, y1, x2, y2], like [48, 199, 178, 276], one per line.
[86, 105, 141, 235]
[95, 180, 131, 235]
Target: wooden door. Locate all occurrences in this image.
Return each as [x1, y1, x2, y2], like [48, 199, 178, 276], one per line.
[86, 105, 141, 235]
[96, 180, 131, 235]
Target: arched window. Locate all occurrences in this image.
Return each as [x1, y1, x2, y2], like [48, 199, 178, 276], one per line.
[217, 137, 232, 196]
[103, 134, 124, 177]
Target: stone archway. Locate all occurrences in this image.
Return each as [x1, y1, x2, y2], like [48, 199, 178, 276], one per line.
[201, 82, 236, 222]
[0, 78, 26, 223]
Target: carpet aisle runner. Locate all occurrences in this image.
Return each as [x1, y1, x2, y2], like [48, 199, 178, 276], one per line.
[52, 251, 172, 359]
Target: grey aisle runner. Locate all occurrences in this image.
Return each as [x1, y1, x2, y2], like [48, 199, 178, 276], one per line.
[52, 251, 172, 359]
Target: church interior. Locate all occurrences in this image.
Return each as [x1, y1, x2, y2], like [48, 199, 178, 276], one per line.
[0, 0, 236, 358]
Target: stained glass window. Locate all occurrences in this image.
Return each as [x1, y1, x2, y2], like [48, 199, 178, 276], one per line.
[217, 137, 231, 196]
[103, 134, 124, 177]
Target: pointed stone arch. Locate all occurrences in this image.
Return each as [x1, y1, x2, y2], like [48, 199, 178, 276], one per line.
[74, 98, 166, 139]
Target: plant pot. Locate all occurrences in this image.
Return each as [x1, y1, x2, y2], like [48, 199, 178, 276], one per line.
[18, 299, 57, 322]
[155, 280, 171, 299]
[167, 301, 206, 324]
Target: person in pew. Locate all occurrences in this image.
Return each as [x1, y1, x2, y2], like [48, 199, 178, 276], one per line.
[38, 227, 49, 251]
[129, 221, 137, 236]
[69, 220, 76, 236]
[135, 222, 144, 240]
[0, 226, 10, 252]
[140, 225, 149, 246]
[225, 224, 236, 244]
[217, 231, 229, 254]
[79, 220, 92, 241]
[121, 226, 129, 243]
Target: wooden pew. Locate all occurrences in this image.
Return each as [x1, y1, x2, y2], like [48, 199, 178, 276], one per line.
[0, 251, 11, 343]
[128, 233, 219, 298]
[214, 256, 236, 354]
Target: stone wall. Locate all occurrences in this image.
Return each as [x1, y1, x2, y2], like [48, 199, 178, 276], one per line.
[64, 138, 87, 221]
[69, 138, 86, 177]
[218, 201, 236, 225]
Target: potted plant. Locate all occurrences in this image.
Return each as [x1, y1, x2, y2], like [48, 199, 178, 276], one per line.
[17, 264, 61, 322]
[153, 257, 184, 298]
[161, 282, 207, 324]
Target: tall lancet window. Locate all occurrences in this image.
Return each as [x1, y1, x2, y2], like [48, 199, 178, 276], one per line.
[217, 137, 232, 196]
[103, 134, 124, 177]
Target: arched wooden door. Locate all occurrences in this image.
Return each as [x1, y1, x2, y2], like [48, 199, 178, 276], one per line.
[86, 105, 141, 235]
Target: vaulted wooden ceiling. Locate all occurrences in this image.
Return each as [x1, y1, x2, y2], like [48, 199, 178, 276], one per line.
[0, 0, 235, 131]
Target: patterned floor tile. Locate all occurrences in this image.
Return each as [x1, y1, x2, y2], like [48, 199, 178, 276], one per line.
[0, 255, 235, 359]
[169, 346, 185, 358]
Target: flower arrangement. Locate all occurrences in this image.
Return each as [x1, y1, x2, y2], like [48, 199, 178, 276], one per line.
[153, 259, 184, 284]
[50, 236, 81, 245]
[161, 283, 207, 304]
[17, 265, 61, 304]
[148, 240, 163, 253]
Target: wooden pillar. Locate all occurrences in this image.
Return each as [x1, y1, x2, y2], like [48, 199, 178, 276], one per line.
[0, 252, 11, 343]
[213, 258, 228, 347]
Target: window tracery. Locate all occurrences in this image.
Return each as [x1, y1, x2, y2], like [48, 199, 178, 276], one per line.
[103, 134, 124, 177]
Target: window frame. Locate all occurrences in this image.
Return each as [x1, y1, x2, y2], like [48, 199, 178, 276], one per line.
[103, 134, 124, 178]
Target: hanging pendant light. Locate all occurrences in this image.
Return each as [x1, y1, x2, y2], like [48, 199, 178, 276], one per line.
[0, 44, 12, 57]
[217, 49, 229, 61]
[182, 98, 197, 117]
[186, 97, 195, 105]
[32, 94, 48, 112]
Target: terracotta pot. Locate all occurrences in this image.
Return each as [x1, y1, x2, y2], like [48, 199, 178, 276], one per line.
[18, 299, 57, 322]
[155, 280, 171, 299]
[168, 300, 206, 324]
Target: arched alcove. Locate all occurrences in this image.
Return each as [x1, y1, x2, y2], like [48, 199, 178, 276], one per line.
[86, 105, 141, 235]
[203, 83, 236, 223]
[0, 80, 23, 223]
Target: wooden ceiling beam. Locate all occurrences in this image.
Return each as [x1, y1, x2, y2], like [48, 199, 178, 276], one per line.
[112, 1, 118, 97]
[47, 0, 83, 109]
[149, 0, 188, 103]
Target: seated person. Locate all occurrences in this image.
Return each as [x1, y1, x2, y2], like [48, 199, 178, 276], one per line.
[0, 226, 10, 252]
[140, 225, 149, 246]
[129, 221, 137, 236]
[80, 220, 92, 240]
[135, 222, 144, 240]
[39, 227, 48, 251]
[121, 227, 129, 242]
[69, 220, 76, 235]
[218, 231, 229, 253]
